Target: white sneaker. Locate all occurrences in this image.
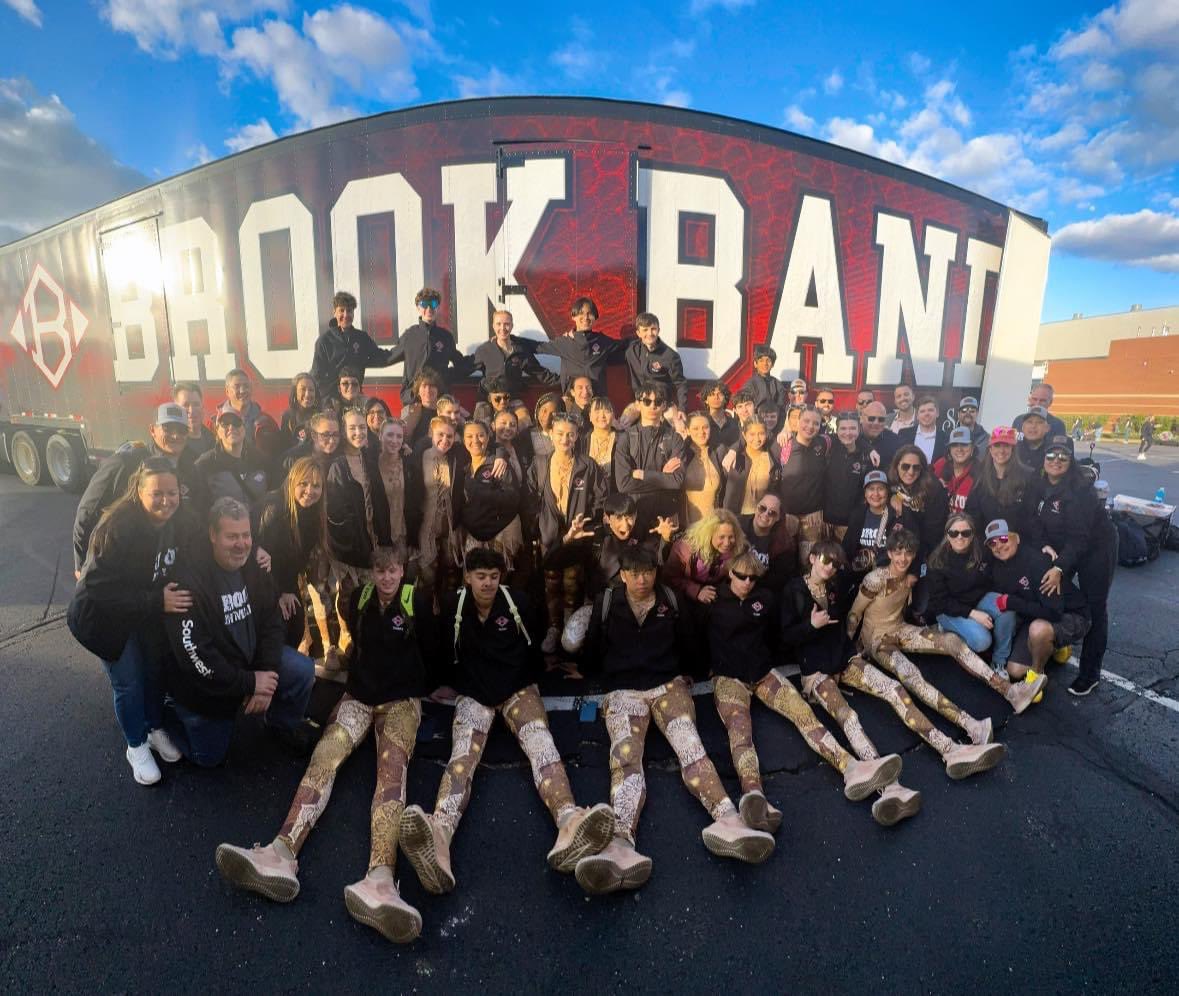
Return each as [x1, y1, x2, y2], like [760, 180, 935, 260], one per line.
[1137, 453, 1146, 460]
[147, 728, 182, 763]
[126, 743, 161, 785]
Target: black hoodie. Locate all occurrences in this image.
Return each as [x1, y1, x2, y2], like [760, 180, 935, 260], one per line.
[310, 320, 395, 402]
[325, 448, 392, 567]
[988, 543, 1089, 622]
[925, 548, 990, 619]
[441, 586, 541, 708]
[584, 583, 697, 690]
[706, 584, 776, 683]
[779, 571, 859, 676]
[344, 582, 435, 705]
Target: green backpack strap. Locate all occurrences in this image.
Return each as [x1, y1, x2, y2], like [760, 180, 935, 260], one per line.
[357, 582, 376, 614]
[400, 583, 415, 617]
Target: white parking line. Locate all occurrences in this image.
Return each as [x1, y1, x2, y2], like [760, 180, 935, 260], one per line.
[1069, 656, 1179, 716]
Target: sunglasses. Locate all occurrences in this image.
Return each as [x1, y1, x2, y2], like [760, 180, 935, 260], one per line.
[638, 397, 661, 406]
[420, 298, 440, 309]
[947, 528, 974, 539]
[730, 571, 755, 582]
[755, 504, 780, 516]
[1045, 452, 1071, 462]
[490, 394, 510, 403]
[987, 535, 1010, 547]
[339, 380, 360, 388]
[898, 462, 921, 471]
[817, 553, 834, 566]
[864, 416, 886, 423]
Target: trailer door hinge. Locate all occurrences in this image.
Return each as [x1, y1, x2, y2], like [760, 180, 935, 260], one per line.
[497, 278, 527, 302]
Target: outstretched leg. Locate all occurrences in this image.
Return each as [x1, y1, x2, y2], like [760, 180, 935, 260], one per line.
[714, 676, 763, 795]
[367, 699, 421, 872]
[839, 658, 958, 756]
[904, 626, 1044, 712]
[431, 695, 496, 837]
[500, 684, 576, 826]
[756, 669, 853, 771]
[801, 671, 880, 761]
[603, 690, 652, 844]
[650, 678, 735, 821]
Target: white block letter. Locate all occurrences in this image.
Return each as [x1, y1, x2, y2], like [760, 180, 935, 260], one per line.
[953, 237, 1003, 388]
[159, 218, 234, 382]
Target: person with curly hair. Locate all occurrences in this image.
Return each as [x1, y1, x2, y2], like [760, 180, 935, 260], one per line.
[664, 508, 748, 607]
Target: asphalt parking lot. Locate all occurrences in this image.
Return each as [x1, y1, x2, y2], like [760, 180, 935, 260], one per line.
[2, 440, 1177, 993]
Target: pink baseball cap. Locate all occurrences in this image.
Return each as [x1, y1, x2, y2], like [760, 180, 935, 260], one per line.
[990, 426, 1017, 446]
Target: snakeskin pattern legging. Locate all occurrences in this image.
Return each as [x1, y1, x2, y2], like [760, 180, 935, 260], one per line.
[874, 623, 1012, 696]
[432, 684, 577, 836]
[834, 657, 958, 756]
[604, 677, 735, 844]
[714, 671, 855, 795]
[278, 694, 420, 871]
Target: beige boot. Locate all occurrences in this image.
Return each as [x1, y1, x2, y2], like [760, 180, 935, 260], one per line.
[343, 869, 422, 944]
[870, 782, 922, 826]
[315, 645, 348, 684]
[963, 715, 994, 745]
[1006, 672, 1047, 713]
[398, 805, 456, 894]
[701, 811, 775, 864]
[574, 836, 653, 895]
[944, 742, 1007, 779]
[215, 841, 300, 902]
[546, 803, 616, 873]
[738, 790, 783, 833]
[842, 754, 903, 801]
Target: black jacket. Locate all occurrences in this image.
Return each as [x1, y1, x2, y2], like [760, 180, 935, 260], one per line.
[72, 442, 201, 573]
[163, 547, 285, 718]
[310, 320, 395, 402]
[256, 491, 321, 595]
[67, 509, 180, 661]
[779, 435, 829, 516]
[624, 339, 687, 410]
[895, 479, 950, 558]
[344, 582, 435, 706]
[528, 452, 606, 558]
[325, 449, 392, 567]
[1035, 477, 1096, 576]
[707, 412, 741, 451]
[988, 543, 1088, 622]
[965, 475, 1047, 551]
[387, 321, 471, 402]
[454, 460, 523, 542]
[614, 422, 687, 521]
[473, 336, 557, 395]
[862, 429, 900, 469]
[824, 443, 873, 526]
[535, 331, 625, 396]
[896, 424, 950, 464]
[779, 572, 858, 676]
[925, 549, 990, 619]
[740, 373, 785, 413]
[706, 585, 776, 683]
[194, 446, 271, 516]
[442, 586, 541, 707]
[584, 584, 697, 690]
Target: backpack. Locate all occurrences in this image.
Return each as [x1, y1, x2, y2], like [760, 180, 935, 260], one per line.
[1115, 515, 1150, 567]
[453, 585, 531, 664]
[600, 583, 678, 623]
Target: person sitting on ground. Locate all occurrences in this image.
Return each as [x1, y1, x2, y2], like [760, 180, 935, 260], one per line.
[932, 426, 979, 515]
[575, 546, 774, 894]
[845, 530, 1017, 775]
[398, 548, 617, 898]
[664, 509, 748, 609]
[67, 458, 190, 786]
[214, 544, 435, 944]
[777, 541, 918, 825]
[162, 497, 316, 766]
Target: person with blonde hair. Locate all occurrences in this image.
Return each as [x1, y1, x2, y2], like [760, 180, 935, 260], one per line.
[664, 509, 747, 606]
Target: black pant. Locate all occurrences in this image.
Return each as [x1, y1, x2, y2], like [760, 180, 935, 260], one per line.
[1076, 530, 1117, 683]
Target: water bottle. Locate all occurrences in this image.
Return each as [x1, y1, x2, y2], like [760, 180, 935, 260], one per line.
[1155, 486, 1166, 503]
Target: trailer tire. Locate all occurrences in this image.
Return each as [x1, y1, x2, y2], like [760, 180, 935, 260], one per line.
[11, 431, 48, 486]
[45, 433, 87, 493]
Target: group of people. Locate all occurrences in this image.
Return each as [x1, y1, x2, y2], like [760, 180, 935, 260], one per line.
[67, 286, 1117, 944]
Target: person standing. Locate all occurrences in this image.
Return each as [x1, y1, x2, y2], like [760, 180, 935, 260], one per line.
[1013, 383, 1067, 438]
[385, 287, 472, 403]
[534, 296, 626, 397]
[614, 381, 686, 535]
[279, 373, 320, 450]
[311, 291, 397, 404]
[955, 396, 989, 450]
[824, 412, 871, 538]
[888, 384, 917, 434]
[1138, 415, 1155, 460]
[195, 410, 272, 519]
[173, 382, 216, 458]
[624, 312, 688, 415]
[472, 309, 558, 397]
[215, 369, 264, 438]
[896, 396, 949, 465]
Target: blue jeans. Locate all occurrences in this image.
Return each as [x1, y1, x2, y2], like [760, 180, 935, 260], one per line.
[937, 592, 1016, 670]
[103, 633, 164, 748]
[165, 646, 315, 767]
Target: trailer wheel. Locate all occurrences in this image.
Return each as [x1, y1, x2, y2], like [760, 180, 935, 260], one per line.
[10, 431, 48, 486]
[45, 433, 87, 493]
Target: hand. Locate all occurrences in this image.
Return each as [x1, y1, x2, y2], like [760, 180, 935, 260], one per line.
[255, 546, 272, 572]
[490, 456, 508, 479]
[243, 691, 273, 715]
[563, 514, 595, 543]
[661, 456, 682, 474]
[74, 569, 81, 582]
[1042, 545, 1058, 561]
[776, 428, 791, 450]
[162, 582, 193, 614]
[631, 468, 645, 480]
[994, 594, 1009, 613]
[810, 605, 835, 628]
[401, 443, 412, 458]
[968, 609, 994, 629]
[890, 494, 905, 515]
[697, 585, 717, 604]
[869, 450, 881, 468]
[278, 592, 301, 620]
[1040, 566, 1063, 596]
[650, 516, 677, 542]
[253, 670, 279, 697]
[721, 449, 737, 472]
[429, 685, 458, 704]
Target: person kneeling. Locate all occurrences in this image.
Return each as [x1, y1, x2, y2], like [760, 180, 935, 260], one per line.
[398, 549, 615, 897]
[214, 545, 430, 943]
[575, 547, 774, 895]
[163, 497, 316, 766]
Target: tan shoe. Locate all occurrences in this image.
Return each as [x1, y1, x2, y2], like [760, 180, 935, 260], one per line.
[398, 806, 455, 895]
[870, 782, 922, 826]
[738, 790, 783, 833]
[547, 803, 616, 873]
[314, 646, 348, 684]
[842, 754, 903, 801]
[963, 715, 994, 745]
[343, 872, 422, 944]
[215, 841, 300, 902]
[574, 837, 653, 895]
[944, 742, 1007, 779]
[701, 812, 775, 864]
[1006, 672, 1047, 713]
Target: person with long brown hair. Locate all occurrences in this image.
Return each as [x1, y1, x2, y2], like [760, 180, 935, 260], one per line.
[682, 410, 726, 525]
[723, 415, 780, 517]
[280, 372, 320, 449]
[67, 457, 191, 785]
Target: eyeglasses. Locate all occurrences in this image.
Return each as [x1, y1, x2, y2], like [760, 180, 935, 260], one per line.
[730, 571, 755, 582]
[1045, 452, 1070, 462]
[864, 416, 886, 423]
[316, 431, 341, 441]
[898, 462, 921, 471]
[987, 535, 1010, 547]
[755, 504, 780, 517]
[638, 397, 660, 406]
[339, 379, 360, 388]
[947, 529, 974, 539]
[789, 389, 807, 396]
[960, 406, 978, 413]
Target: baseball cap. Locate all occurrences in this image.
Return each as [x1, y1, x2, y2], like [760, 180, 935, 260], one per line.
[1024, 405, 1050, 422]
[948, 426, 973, 447]
[1045, 435, 1074, 455]
[959, 396, 979, 410]
[216, 409, 244, 427]
[863, 470, 889, 489]
[990, 426, 1017, 446]
[155, 403, 187, 427]
[789, 378, 807, 390]
[984, 519, 1011, 543]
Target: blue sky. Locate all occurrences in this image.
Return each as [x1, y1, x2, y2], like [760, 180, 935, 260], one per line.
[1, 0, 1176, 321]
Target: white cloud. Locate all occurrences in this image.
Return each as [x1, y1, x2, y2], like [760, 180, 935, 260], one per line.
[0, 78, 146, 244]
[1080, 61, 1123, 90]
[1052, 0, 1179, 59]
[454, 68, 523, 99]
[100, 1, 288, 57]
[187, 142, 213, 165]
[1056, 177, 1105, 204]
[1053, 209, 1179, 271]
[784, 104, 815, 132]
[1171, 196, 1179, 210]
[551, 17, 595, 81]
[823, 70, 843, 95]
[224, 118, 278, 152]
[1036, 121, 1087, 152]
[907, 51, 931, 76]
[688, 0, 755, 13]
[303, 5, 414, 100]
[3, 0, 41, 26]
